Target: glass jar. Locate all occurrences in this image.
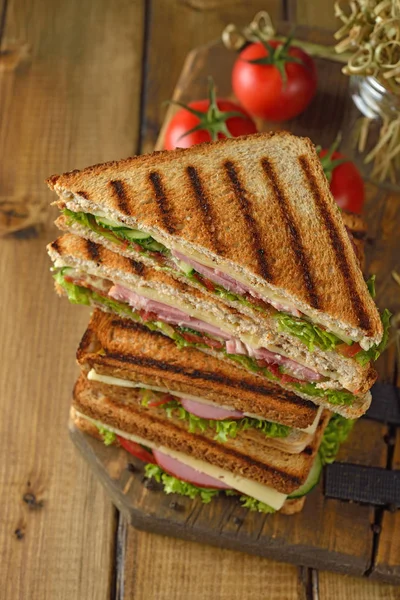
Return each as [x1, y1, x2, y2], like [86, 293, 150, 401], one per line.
[342, 75, 400, 191]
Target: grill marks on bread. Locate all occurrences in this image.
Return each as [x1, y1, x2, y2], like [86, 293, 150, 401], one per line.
[298, 156, 373, 333]
[224, 160, 271, 281]
[110, 180, 131, 215]
[86, 239, 101, 263]
[261, 158, 320, 309]
[186, 166, 225, 254]
[148, 171, 176, 233]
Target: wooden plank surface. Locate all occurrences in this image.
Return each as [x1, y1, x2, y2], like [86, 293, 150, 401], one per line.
[0, 0, 145, 597]
[123, 527, 301, 600]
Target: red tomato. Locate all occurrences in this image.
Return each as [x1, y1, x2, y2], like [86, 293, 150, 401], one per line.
[147, 394, 175, 408]
[232, 40, 317, 121]
[164, 99, 257, 149]
[336, 342, 362, 358]
[319, 149, 365, 213]
[117, 436, 154, 463]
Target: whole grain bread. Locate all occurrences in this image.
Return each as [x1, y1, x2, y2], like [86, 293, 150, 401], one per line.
[72, 375, 331, 495]
[47, 232, 377, 401]
[70, 406, 306, 514]
[47, 131, 382, 347]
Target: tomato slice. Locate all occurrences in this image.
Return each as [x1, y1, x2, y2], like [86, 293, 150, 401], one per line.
[147, 393, 175, 408]
[337, 342, 362, 358]
[139, 310, 158, 322]
[181, 331, 203, 344]
[117, 436, 154, 463]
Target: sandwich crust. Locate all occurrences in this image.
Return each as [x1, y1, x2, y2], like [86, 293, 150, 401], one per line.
[72, 375, 331, 494]
[47, 131, 383, 346]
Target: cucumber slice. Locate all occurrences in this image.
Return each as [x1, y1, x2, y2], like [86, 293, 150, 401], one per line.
[175, 259, 194, 275]
[122, 229, 151, 241]
[288, 453, 322, 498]
[95, 216, 124, 228]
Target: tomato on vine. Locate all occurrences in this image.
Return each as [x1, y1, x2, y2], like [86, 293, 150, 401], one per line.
[232, 36, 317, 121]
[164, 77, 257, 149]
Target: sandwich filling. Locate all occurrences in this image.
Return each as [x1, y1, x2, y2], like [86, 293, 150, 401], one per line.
[87, 369, 324, 434]
[55, 266, 359, 406]
[77, 410, 353, 512]
[62, 209, 390, 366]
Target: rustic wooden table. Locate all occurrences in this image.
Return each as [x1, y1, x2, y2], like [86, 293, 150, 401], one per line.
[1, 1, 399, 598]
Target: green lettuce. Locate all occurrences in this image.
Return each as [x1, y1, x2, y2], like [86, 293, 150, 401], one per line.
[275, 313, 342, 352]
[63, 208, 168, 254]
[294, 382, 354, 406]
[141, 397, 290, 442]
[355, 308, 392, 366]
[318, 414, 355, 465]
[97, 426, 117, 446]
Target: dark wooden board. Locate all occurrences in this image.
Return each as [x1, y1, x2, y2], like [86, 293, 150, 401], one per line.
[70, 24, 400, 581]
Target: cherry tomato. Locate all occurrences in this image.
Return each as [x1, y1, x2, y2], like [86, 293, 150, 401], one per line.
[319, 149, 365, 213]
[164, 99, 257, 149]
[232, 40, 317, 121]
[117, 436, 154, 463]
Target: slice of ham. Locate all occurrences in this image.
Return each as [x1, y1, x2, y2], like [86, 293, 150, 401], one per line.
[172, 250, 301, 317]
[180, 398, 244, 421]
[153, 449, 231, 489]
[108, 284, 321, 382]
[108, 284, 230, 340]
[226, 339, 321, 381]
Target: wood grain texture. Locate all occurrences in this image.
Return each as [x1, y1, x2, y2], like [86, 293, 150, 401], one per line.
[318, 571, 400, 599]
[0, 0, 145, 234]
[372, 426, 400, 583]
[123, 527, 301, 600]
[141, 0, 283, 154]
[0, 0, 145, 597]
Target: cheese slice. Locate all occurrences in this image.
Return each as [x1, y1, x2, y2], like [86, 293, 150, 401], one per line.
[76, 410, 288, 510]
[87, 369, 322, 434]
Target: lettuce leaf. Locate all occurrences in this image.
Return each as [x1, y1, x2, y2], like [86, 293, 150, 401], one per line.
[63, 208, 169, 254]
[319, 414, 355, 465]
[237, 495, 276, 513]
[294, 382, 354, 406]
[355, 308, 392, 366]
[275, 313, 342, 352]
[142, 397, 290, 442]
[97, 425, 117, 446]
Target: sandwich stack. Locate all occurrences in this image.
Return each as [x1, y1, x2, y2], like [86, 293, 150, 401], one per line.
[46, 132, 390, 515]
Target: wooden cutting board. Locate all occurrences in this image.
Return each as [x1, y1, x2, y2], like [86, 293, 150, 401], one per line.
[70, 25, 400, 582]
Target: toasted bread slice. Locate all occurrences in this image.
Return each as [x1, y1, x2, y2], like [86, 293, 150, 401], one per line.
[72, 375, 330, 495]
[77, 309, 320, 430]
[47, 233, 376, 415]
[47, 131, 382, 348]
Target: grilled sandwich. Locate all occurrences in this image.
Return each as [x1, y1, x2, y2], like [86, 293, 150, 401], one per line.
[47, 132, 387, 363]
[48, 233, 374, 417]
[77, 309, 326, 452]
[72, 374, 344, 514]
